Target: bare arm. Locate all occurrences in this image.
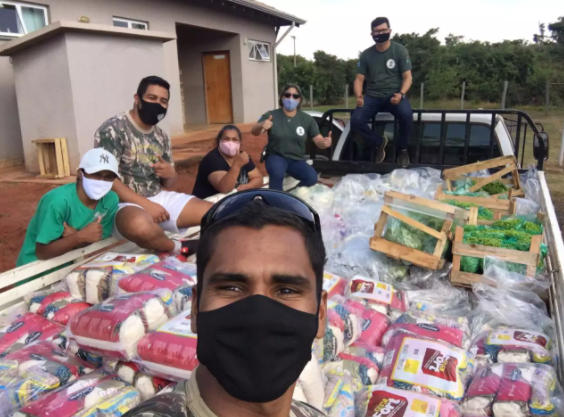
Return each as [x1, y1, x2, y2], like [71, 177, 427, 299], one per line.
[112, 179, 150, 206]
[238, 169, 265, 191]
[400, 70, 413, 95]
[208, 169, 241, 194]
[354, 74, 365, 101]
[35, 220, 102, 260]
[160, 170, 178, 189]
[252, 115, 273, 136]
[313, 131, 333, 150]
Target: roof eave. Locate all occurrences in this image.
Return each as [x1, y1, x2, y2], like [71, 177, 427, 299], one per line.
[226, 0, 306, 26]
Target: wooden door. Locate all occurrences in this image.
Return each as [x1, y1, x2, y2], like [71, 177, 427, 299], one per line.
[203, 52, 233, 124]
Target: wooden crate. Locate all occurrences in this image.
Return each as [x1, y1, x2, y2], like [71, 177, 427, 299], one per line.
[450, 225, 543, 288]
[442, 155, 524, 198]
[370, 191, 468, 270]
[33, 138, 71, 179]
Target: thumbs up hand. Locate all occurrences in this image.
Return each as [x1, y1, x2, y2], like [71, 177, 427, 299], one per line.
[322, 131, 333, 149]
[151, 155, 176, 179]
[76, 217, 103, 243]
[262, 115, 274, 132]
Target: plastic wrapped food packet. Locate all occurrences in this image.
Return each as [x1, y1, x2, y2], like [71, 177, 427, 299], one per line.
[134, 311, 198, 381]
[110, 380, 188, 417]
[292, 184, 335, 214]
[377, 333, 473, 401]
[0, 313, 66, 357]
[296, 354, 324, 410]
[115, 362, 172, 401]
[322, 368, 358, 417]
[407, 281, 472, 317]
[13, 369, 141, 417]
[173, 284, 194, 313]
[322, 352, 379, 386]
[323, 271, 348, 300]
[343, 299, 390, 347]
[342, 344, 384, 370]
[348, 275, 408, 320]
[321, 300, 362, 362]
[27, 290, 90, 326]
[462, 363, 563, 417]
[68, 291, 174, 361]
[355, 386, 462, 417]
[65, 253, 160, 304]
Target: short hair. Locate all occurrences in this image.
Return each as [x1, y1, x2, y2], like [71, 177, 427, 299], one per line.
[196, 200, 326, 300]
[216, 125, 242, 147]
[371, 17, 390, 29]
[279, 83, 304, 110]
[136, 76, 170, 99]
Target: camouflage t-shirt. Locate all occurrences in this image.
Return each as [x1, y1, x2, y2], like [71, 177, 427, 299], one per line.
[94, 111, 172, 198]
[123, 375, 325, 417]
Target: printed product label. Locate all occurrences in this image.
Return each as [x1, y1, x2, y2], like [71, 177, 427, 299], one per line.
[158, 313, 196, 338]
[350, 276, 393, 305]
[323, 272, 342, 293]
[391, 338, 466, 397]
[487, 329, 550, 349]
[367, 387, 440, 417]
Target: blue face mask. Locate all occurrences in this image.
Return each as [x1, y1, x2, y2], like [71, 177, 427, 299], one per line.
[282, 98, 299, 112]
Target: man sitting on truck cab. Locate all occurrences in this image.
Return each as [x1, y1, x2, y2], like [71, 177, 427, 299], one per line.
[94, 76, 212, 257]
[17, 149, 120, 266]
[352, 17, 413, 168]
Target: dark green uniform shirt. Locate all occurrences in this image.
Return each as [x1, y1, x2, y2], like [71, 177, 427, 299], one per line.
[357, 42, 412, 98]
[259, 109, 320, 160]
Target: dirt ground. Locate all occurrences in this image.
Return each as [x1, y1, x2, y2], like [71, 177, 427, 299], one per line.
[0, 132, 267, 273]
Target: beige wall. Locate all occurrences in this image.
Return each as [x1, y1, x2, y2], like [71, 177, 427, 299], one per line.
[0, 48, 23, 167]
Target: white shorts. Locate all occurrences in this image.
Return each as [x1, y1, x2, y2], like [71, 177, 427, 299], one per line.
[113, 190, 193, 238]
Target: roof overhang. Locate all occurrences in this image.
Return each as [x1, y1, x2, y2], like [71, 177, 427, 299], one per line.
[225, 0, 306, 26]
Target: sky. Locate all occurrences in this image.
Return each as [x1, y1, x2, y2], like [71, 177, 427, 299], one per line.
[265, 0, 561, 60]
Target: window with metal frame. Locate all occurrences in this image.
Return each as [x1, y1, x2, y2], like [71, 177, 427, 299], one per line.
[0, 1, 48, 38]
[248, 40, 271, 62]
[112, 17, 148, 30]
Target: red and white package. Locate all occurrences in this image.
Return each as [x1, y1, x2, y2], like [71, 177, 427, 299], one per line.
[349, 275, 408, 320]
[28, 291, 90, 326]
[115, 362, 172, 401]
[322, 351, 380, 385]
[135, 311, 198, 381]
[68, 291, 173, 361]
[13, 370, 140, 417]
[356, 386, 462, 417]
[0, 313, 65, 357]
[323, 271, 347, 299]
[378, 333, 473, 401]
[344, 299, 390, 347]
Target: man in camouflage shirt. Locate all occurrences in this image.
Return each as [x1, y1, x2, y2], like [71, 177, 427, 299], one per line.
[123, 193, 327, 417]
[95, 76, 212, 255]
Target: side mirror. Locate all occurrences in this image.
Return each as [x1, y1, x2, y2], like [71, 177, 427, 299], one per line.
[533, 132, 549, 162]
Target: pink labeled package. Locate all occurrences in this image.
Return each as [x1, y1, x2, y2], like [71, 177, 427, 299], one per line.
[321, 300, 362, 362]
[68, 291, 173, 361]
[349, 275, 408, 320]
[471, 328, 553, 367]
[28, 291, 90, 326]
[382, 311, 471, 350]
[115, 362, 172, 401]
[344, 299, 390, 347]
[0, 341, 94, 415]
[13, 370, 140, 417]
[135, 312, 198, 381]
[356, 386, 462, 417]
[323, 272, 348, 300]
[0, 313, 65, 358]
[462, 363, 562, 417]
[378, 334, 473, 401]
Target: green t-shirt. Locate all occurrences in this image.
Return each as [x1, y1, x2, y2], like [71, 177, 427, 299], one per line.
[357, 42, 412, 98]
[259, 109, 320, 160]
[16, 183, 119, 266]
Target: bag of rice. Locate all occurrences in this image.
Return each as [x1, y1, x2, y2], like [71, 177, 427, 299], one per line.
[349, 275, 408, 320]
[115, 362, 172, 401]
[0, 313, 65, 357]
[28, 291, 90, 326]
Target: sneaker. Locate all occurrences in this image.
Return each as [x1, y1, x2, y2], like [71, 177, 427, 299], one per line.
[375, 136, 389, 163]
[397, 149, 410, 168]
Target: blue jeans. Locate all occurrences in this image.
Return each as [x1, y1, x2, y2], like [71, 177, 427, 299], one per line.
[266, 155, 318, 191]
[351, 95, 413, 150]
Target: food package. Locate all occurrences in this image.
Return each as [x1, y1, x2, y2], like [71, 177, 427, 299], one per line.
[0, 341, 94, 416]
[471, 328, 553, 367]
[323, 271, 348, 300]
[462, 363, 563, 417]
[296, 354, 324, 410]
[68, 291, 174, 361]
[109, 380, 188, 417]
[0, 313, 66, 357]
[343, 344, 385, 370]
[382, 310, 471, 350]
[323, 368, 359, 417]
[173, 284, 194, 313]
[135, 311, 198, 381]
[356, 386, 462, 417]
[322, 351, 380, 386]
[348, 275, 408, 320]
[65, 253, 160, 304]
[28, 291, 90, 326]
[377, 333, 473, 401]
[115, 257, 196, 296]
[321, 300, 362, 362]
[115, 362, 172, 401]
[13, 369, 141, 417]
[344, 299, 390, 347]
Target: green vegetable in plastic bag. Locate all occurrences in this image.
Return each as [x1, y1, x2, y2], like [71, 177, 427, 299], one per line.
[383, 211, 446, 256]
[480, 181, 508, 195]
[443, 200, 494, 220]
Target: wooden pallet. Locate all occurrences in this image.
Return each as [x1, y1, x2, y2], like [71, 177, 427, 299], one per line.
[33, 138, 71, 179]
[450, 225, 543, 288]
[442, 155, 524, 198]
[370, 191, 468, 270]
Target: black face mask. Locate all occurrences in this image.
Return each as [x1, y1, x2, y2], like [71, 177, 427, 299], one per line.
[373, 33, 391, 44]
[197, 295, 319, 403]
[138, 99, 167, 126]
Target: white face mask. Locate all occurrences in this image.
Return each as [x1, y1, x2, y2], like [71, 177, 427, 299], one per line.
[82, 176, 113, 200]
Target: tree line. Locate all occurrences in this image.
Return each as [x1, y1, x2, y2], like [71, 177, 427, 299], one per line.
[277, 17, 564, 107]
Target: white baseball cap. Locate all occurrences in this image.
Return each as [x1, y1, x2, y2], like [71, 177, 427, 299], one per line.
[78, 148, 119, 176]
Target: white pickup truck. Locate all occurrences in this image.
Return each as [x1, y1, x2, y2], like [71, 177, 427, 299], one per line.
[1, 108, 562, 380]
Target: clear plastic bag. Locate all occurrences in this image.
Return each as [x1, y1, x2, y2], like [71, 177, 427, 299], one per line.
[67, 291, 174, 361]
[382, 167, 443, 199]
[347, 275, 408, 321]
[332, 174, 385, 206]
[293, 184, 335, 214]
[409, 262, 452, 289]
[462, 363, 564, 417]
[0, 313, 66, 357]
[323, 271, 348, 300]
[483, 256, 551, 294]
[335, 200, 383, 236]
[26, 289, 90, 326]
[343, 298, 390, 347]
[407, 281, 472, 317]
[115, 362, 172, 401]
[322, 368, 359, 417]
[514, 197, 540, 218]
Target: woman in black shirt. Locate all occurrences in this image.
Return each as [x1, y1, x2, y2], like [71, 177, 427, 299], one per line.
[192, 125, 264, 199]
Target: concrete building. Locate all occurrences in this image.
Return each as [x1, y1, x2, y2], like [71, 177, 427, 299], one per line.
[0, 0, 304, 172]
